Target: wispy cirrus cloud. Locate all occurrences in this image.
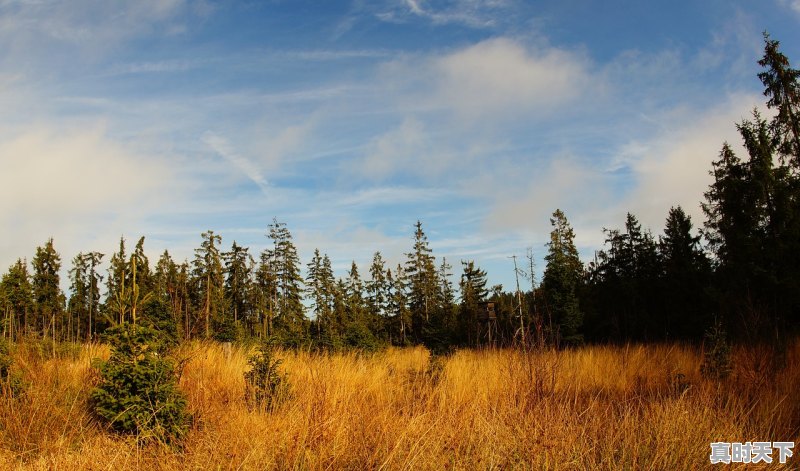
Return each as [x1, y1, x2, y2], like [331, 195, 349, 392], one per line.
[374, 0, 517, 28]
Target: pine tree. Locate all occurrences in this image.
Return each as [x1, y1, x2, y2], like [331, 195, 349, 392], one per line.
[223, 241, 253, 331]
[367, 252, 390, 319]
[404, 221, 439, 341]
[659, 206, 711, 339]
[266, 219, 305, 342]
[758, 32, 800, 163]
[32, 238, 65, 338]
[389, 264, 411, 345]
[193, 231, 225, 339]
[1, 259, 33, 339]
[106, 237, 130, 325]
[68, 253, 103, 341]
[542, 210, 583, 345]
[459, 260, 488, 346]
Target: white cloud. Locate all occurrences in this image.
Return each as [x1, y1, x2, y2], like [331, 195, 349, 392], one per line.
[0, 0, 204, 64]
[373, 0, 516, 29]
[0, 124, 177, 271]
[434, 37, 591, 120]
[621, 93, 763, 232]
[778, 0, 800, 14]
[202, 131, 269, 193]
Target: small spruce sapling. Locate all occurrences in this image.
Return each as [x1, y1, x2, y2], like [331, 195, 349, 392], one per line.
[244, 340, 290, 411]
[701, 320, 732, 380]
[90, 323, 190, 443]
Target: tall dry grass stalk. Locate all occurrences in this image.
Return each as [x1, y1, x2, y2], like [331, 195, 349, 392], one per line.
[1, 339, 798, 469]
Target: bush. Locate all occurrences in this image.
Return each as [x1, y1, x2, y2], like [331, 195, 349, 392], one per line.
[244, 341, 290, 411]
[0, 338, 23, 396]
[90, 324, 191, 443]
[701, 321, 732, 380]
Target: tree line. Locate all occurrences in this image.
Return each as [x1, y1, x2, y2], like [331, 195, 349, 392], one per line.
[1, 33, 798, 349]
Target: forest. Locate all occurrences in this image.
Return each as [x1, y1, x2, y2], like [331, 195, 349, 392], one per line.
[1, 35, 800, 354]
[0, 32, 799, 469]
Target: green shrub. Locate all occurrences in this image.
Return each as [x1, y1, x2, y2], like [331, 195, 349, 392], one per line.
[244, 341, 290, 411]
[701, 321, 732, 380]
[90, 324, 191, 443]
[0, 338, 23, 397]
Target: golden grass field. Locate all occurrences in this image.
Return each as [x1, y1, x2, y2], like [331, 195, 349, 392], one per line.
[1, 339, 798, 470]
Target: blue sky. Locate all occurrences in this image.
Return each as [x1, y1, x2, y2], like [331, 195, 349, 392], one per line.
[1, 0, 799, 292]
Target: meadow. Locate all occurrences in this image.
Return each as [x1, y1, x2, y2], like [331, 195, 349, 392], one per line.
[1, 339, 798, 470]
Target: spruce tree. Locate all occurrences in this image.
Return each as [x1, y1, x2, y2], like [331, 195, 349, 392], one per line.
[659, 206, 711, 339]
[1, 259, 33, 339]
[459, 260, 488, 346]
[32, 238, 65, 338]
[193, 231, 225, 339]
[266, 219, 305, 343]
[404, 221, 439, 341]
[223, 241, 253, 332]
[542, 210, 583, 345]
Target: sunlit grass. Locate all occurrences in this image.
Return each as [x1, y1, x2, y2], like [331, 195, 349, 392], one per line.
[1, 338, 798, 469]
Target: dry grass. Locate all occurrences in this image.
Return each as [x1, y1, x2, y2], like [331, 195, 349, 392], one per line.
[1, 339, 798, 470]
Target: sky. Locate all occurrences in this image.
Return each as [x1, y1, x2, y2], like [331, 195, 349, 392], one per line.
[1, 0, 799, 294]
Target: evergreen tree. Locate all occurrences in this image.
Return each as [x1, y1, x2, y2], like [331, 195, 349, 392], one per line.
[404, 221, 439, 341]
[458, 260, 488, 346]
[193, 231, 225, 339]
[367, 252, 390, 319]
[345, 261, 367, 322]
[1, 259, 33, 339]
[542, 210, 583, 345]
[659, 206, 711, 339]
[266, 219, 306, 342]
[32, 238, 65, 338]
[223, 241, 253, 331]
[389, 264, 411, 345]
[106, 237, 130, 325]
[254, 249, 278, 339]
[68, 252, 103, 341]
[758, 32, 800, 163]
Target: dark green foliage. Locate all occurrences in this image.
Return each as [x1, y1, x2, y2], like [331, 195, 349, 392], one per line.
[542, 210, 584, 345]
[659, 207, 712, 339]
[700, 321, 732, 380]
[1, 259, 33, 339]
[140, 298, 180, 349]
[0, 338, 23, 396]
[343, 321, 383, 352]
[458, 260, 489, 346]
[193, 230, 226, 339]
[32, 238, 65, 336]
[244, 341, 290, 411]
[90, 324, 190, 443]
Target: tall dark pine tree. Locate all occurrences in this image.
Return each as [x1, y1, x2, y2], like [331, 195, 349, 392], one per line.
[193, 230, 225, 339]
[389, 264, 411, 345]
[1, 259, 33, 339]
[659, 206, 710, 339]
[459, 260, 488, 346]
[699, 34, 800, 338]
[68, 252, 103, 341]
[32, 238, 65, 338]
[223, 241, 253, 330]
[367, 252, 390, 319]
[404, 221, 439, 342]
[129, 237, 153, 326]
[541, 210, 583, 345]
[266, 219, 305, 342]
[306, 249, 337, 341]
[759, 32, 800, 163]
[106, 237, 130, 325]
